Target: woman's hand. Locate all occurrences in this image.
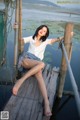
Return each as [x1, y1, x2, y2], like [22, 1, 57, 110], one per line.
[58, 31, 74, 41]
[13, 22, 18, 29]
[58, 36, 64, 41]
[71, 31, 74, 37]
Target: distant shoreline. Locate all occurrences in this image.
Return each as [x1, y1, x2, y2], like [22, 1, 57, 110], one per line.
[22, 3, 80, 15]
[22, 3, 80, 23]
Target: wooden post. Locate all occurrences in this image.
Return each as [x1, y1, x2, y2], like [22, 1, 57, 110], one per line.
[57, 23, 74, 98]
[14, 0, 19, 66]
[3, 1, 8, 64]
[18, 0, 23, 55]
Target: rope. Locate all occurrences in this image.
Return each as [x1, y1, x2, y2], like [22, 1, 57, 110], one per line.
[0, 1, 15, 67]
[0, 1, 16, 84]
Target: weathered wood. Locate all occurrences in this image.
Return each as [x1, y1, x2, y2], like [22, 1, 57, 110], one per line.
[14, 0, 19, 66]
[18, 0, 24, 54]
[4, 65, 59, 120]
[57, 22, 74, 98]
[48, 68, 59, 107]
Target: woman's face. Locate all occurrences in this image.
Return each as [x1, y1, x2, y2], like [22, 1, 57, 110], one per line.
[38, 27, 47, 37]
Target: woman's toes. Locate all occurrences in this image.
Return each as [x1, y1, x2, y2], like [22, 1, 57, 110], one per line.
[44, 104, 52, 117]
[12, 87, 18, 95]
[45, 111, 52, 117]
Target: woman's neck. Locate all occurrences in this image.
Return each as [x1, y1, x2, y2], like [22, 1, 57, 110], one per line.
[36, 35, 41, 41]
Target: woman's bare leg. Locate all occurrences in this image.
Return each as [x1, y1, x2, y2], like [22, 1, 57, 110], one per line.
[35, 71, 52, 116]
[13, 58, 52, 116]
[12, 58, 45, 95]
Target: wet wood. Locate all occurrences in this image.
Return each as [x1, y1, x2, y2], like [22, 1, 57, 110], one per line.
[4, 64, 59, 120]
[57, 22, 74, 98]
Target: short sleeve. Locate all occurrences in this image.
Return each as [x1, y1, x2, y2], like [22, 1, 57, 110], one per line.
[43, 38, 52, 45]
[23, 36, 32, 43]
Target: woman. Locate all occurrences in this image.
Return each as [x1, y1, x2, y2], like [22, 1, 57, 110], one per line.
[13, 25, 64, 117]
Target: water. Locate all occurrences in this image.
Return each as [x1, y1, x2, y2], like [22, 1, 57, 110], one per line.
[0, 2, 80, 120]
[22, 3, 80, 23]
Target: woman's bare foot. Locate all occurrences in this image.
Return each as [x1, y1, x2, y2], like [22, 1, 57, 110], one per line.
[12, 80, 22, 95]
[44, 102, 52, 117]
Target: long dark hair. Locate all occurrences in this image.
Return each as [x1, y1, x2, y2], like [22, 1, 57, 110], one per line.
[33, 25, 49, 42]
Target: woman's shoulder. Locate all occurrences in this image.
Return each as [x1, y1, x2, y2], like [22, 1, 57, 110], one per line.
[23, 36, 33, 40]
[23, 36, 33, 43]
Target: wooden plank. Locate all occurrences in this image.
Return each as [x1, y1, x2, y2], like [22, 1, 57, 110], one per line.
[29, 101, 40, 120]
[23, 65, 51, 120]
[16, 99, 33, 120]
[42, 67, 59, 120]
[4, 78, 30, 119]
[37, 111, 43, 120]
[5, 97, 24, 120]
[16, 76, 40, 120]
[37, 66, 52, 120]
[48, 69, 59, 107]
[4, 71, 41, 120]
[4, 82, 37, 119]
[4, 65, 59, 120]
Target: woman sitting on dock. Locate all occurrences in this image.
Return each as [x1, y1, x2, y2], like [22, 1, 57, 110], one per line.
[12, 25, 64, 117]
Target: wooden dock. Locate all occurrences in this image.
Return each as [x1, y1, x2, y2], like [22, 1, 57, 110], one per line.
[4, 65, 59, 120]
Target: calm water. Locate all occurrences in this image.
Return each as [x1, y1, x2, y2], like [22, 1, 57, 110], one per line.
[0, 2, 80, 120]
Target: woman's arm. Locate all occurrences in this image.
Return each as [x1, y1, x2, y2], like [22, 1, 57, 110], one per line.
[23, 36, 32, 44]
[19, 37, 31, 45]
[50, 36, 64, 44]
[47, 32, 74, 45]
[47, 36, 64, 45]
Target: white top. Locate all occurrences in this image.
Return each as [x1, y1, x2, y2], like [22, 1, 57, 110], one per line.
[23, 36, 51, 60]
